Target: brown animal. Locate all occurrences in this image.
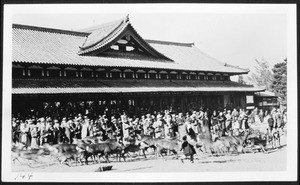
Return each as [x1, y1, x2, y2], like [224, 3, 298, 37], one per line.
[82, 136, 102, 144]
[246, 137, 268, 153]
[122, 141, 149, 160]
[84, 141, 125, 164]
[140, 135, 159, 153]
[154, 139, 181, 159]
[11, 148, 45, 165]
[53, 143, 78, 153]
[57, 148, 85, 166]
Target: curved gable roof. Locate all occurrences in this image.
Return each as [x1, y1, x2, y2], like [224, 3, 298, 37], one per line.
[78, 15, 171, 60]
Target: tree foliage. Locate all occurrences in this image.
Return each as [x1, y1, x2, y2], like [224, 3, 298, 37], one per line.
[271, 58, 287, 106]
[247, 59, 273, 91]
[238, 75, 246, 84]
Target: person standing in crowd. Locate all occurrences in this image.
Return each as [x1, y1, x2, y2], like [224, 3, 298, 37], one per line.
[267, 111, 274, 132]
[190, 114, 199, 135]
[198, 110, 205, 132]
[231, 108, 239, 118]
[263, 110, 270, 125]
[271, 108, 278, 130]
[46, 119, 54, 144]
[243, 111, 250, 130]
[20, 120, 29, 145]
[122, 118, 130, 141]
[177, 113, 186, 139]
[185, 117, 197, 141]
[127, 118, 135, 140]
[238, 109, 245, 130]
[53, 119, 61, 144]
[283, 110, 287, 128]
[106, 117, 115, 140]
[40, 118, 50, 146]
[64, 120, 72, 143]
[258, 109, 264, 124]
[30, 125, 39, 149]
[12, 119, 20, 143]
[100, 123, 108, 141]
[248, 109, 255, 125]
[134, 118, 143, 139]
[171, 114, 178, 137]
[225, 110, 233, 132]
[140, 115, 147, 135]
[232, 116, 240, 135]
[218, 111, 226, 136]
[73, 120, 82, 139]
[112, 118, 122, 141]
[145, 114, 153, 136]
[201, 111, 211, 139]
[210, 110, 219, 134]
[81, 117, 89, 139]
[276, 109, 283, 129]
[153, 114, 164, 138]
[164, 114, 172, 139]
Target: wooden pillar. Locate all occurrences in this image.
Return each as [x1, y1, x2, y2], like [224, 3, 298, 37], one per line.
[180, 94, 184, 113]
[134, 96, 138, 116]
[159, 96, 162, 112]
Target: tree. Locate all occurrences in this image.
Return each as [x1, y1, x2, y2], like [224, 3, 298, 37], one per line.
[271, 58, 287, 106]
[238, 75, 246, 84]
[247, 59, 273, 91]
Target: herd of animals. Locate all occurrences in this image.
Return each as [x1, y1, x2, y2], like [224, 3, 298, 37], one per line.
[11, 127, 284, 167]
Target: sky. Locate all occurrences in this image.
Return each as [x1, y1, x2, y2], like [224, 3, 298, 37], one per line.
[11, 8, 287, 79]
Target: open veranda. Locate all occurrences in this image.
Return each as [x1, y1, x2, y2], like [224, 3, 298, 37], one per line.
[11, 106, 287, 172]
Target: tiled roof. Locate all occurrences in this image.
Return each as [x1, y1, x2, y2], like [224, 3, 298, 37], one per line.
[255, 91, 277, 97]
[12, 19, 249, 74]
[12, 78, 264, 94]
[79, 16, 129, 54]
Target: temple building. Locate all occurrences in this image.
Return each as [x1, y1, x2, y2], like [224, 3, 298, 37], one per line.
[254, 91, 279, 111]
[12, 15, 264, 118]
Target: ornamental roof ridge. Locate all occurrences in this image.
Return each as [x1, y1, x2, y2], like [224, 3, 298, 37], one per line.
[78, 15, 129, 33]
[145, 39, 194, 47]
[12, 24, 89, 37]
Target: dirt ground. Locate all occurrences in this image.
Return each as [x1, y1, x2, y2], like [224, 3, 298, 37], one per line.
[11, 129, 287, 173]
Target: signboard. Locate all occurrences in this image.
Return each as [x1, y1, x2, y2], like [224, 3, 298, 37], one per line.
[246, 95, 254, 103]
[246, 106, 255, 110]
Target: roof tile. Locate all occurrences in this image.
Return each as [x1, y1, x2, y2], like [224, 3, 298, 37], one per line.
[12, 22, 248, 74]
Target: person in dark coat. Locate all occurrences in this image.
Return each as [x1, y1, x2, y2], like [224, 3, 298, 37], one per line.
[12, 119, 20, 143]
[218, 112, 226, 136]
[73, 121, 82, 139]
[53, 119, 63, 144]
[210, 110, 219, 133]
[180, 135, 196, 163]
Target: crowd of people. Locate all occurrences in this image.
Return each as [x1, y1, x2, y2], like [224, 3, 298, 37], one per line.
[11, 106, 287, 150]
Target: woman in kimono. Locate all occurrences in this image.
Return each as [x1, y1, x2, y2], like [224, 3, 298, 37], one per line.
[20, 120, 29, 144]
[30, 125, 39, 149]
